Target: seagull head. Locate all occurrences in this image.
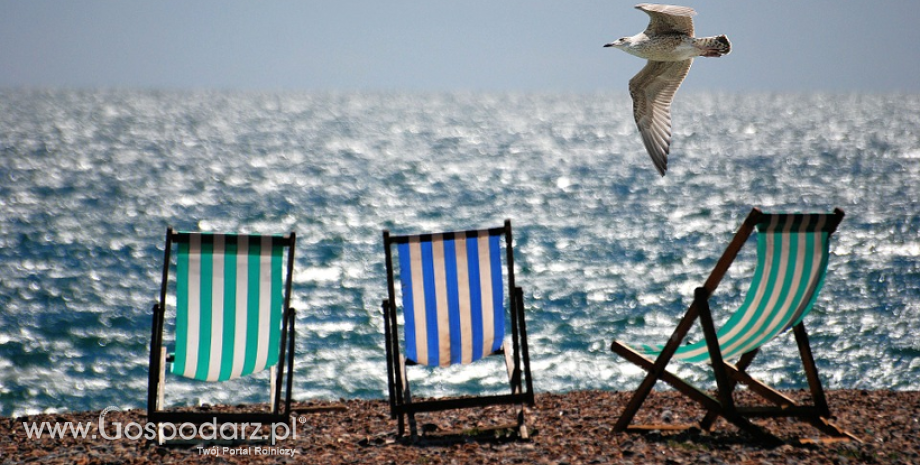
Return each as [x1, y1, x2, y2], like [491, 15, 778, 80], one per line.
[603, 37, 630, 49]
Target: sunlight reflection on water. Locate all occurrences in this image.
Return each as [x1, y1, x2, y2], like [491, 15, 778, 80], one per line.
[1, 90, 918, 416]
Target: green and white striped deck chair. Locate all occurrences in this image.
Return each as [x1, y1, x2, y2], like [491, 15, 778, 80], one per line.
[147, 228, 297, 428]
[382, 220, 535, 438]
[611, 208, 859, 444]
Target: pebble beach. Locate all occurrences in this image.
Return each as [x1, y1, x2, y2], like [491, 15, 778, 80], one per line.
[4, 389, 918, 464]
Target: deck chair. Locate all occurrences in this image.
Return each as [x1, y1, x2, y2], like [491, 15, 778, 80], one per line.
[147, 228, 297, 440]
[382, 219, 535, 438]
[610, 208, 860, 445]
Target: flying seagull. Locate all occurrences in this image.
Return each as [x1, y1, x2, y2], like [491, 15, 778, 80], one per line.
[604, 4, 731, 176]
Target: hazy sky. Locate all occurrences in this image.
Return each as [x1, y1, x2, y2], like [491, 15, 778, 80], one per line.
[2, 1, 918, 93]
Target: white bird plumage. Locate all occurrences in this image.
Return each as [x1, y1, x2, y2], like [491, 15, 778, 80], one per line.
[605, 3, 731, 176]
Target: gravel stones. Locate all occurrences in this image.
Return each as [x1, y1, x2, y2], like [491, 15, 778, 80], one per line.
[3, 390, 918, 464]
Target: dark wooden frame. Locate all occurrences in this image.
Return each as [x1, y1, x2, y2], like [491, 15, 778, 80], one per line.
[610, 208, 860, 445]
[382, 219, 535, 437]
[147, 228, 297, 432]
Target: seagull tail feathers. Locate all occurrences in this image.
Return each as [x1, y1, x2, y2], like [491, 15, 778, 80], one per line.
[696, 35, 731, 57]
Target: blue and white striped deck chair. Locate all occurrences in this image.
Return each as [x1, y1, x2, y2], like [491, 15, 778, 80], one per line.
[147, 228, 297, 428]
[382, 220, 535, 437]
[611, 208, 859, 444]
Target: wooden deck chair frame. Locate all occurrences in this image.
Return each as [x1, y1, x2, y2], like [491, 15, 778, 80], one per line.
[382, 219, 535, 438]
[147, 228, 297, 438]
[610, 208, 860, 445]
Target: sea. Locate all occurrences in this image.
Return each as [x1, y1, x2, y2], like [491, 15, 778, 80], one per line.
[1, 89, 918, 418]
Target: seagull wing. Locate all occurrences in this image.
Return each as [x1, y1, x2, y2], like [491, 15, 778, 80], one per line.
[629, 59, 692, 176]
[636, 3, 695, 36]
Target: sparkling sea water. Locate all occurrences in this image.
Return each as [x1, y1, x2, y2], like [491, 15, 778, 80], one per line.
[1, 89, 918, 417]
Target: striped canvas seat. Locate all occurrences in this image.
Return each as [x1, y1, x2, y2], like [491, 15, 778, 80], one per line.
[147, 228, 298, 429]
[396, 230, 505, 367]
[628, 212, 836, 363]
[610, 208, 859, 444]
[173, 232, 286, 381]
[382, 220, 534, 437]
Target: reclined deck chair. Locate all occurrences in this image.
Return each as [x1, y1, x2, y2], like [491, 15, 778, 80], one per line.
[147, 228, 297, 439]
[611, 208, 860, 445]
[382, 219, 535, 438]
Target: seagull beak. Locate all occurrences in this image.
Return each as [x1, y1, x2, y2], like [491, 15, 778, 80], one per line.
[603, 42, 615, 48]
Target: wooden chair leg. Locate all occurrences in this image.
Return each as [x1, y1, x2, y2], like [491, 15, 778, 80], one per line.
[270, 365, 277, 410]
[156, 346, 167, 445]
[398, 356, 418, 437]
[700, 349, 759, 430]
[515, 288, 534, 403]
[503, 341, 529, 439]
[792, 323, 861, 441]
[157, 346, 166, 411]
[793, 323, 830, 417]
[695, 288, 734, 413]
[612, 299, 703, 432]
[611, 344, 662, 432]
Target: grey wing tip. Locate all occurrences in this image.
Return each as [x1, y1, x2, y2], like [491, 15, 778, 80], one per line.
[653, 156, 667, 176]
[644, 144, 669, 177]
[638, 129, 670, 176]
